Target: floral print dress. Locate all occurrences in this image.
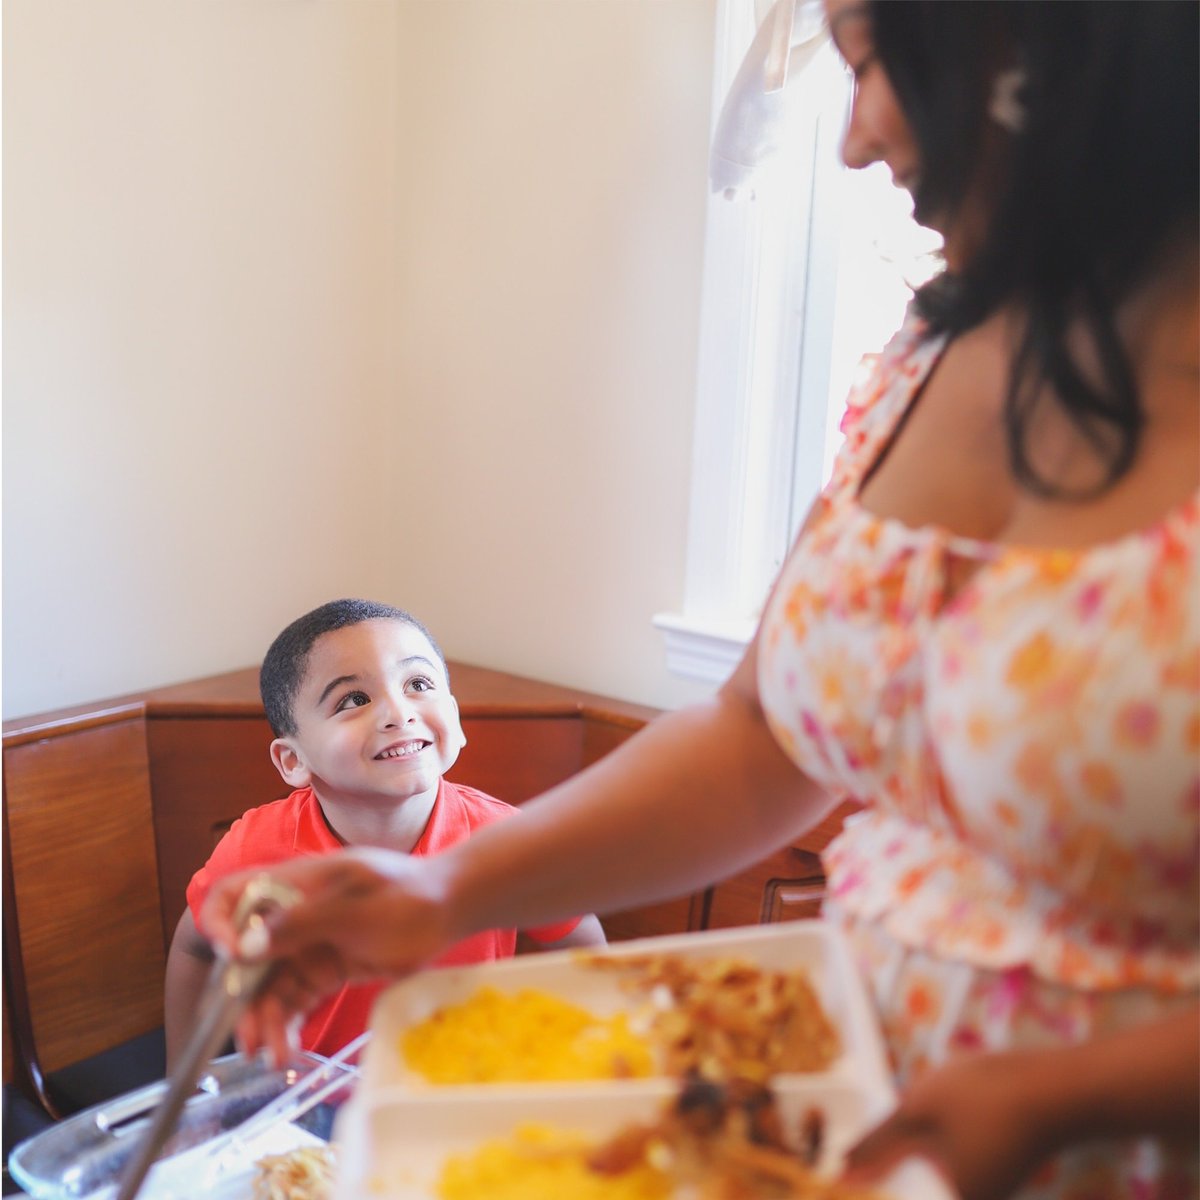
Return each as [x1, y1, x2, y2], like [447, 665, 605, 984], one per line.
[758, 311, 1199, 1199]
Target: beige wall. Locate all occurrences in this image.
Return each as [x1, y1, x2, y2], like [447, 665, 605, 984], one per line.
[3, 0, 717, 720]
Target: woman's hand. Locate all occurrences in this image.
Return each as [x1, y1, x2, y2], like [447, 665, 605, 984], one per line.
[843, 1050, 1054, 1200]
[844, 1004, 1200, 1200]
[199, 847, 458, 1063]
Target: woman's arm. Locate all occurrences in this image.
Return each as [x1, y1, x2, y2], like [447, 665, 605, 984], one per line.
[441, 635, 834, 937]
[202, 636, 836, 1059]
[537, 913, 608, 951]
[844, 1004, 1200, 1200]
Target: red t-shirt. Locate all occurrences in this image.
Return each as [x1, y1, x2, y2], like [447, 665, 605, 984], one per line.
[187, 778, 580, 1056]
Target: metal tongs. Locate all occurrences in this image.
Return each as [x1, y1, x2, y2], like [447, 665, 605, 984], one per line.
[114, 875, 301, 1200]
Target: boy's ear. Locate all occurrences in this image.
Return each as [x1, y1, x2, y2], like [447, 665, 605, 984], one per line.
[270, 737, 312, 788]
[451, 695, 467, 753]
[441, 695, 467, 774]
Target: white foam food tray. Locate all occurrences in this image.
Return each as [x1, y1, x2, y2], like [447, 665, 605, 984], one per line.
[356, 920, 891, 1095]
[332, 1079, 954, 1199]
[333, 922, 955, 1198]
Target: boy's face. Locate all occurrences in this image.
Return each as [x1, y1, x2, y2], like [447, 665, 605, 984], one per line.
[272, 619, 466, 807]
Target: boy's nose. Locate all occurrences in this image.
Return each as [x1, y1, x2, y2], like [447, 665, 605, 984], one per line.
[378, 691, 416, 727]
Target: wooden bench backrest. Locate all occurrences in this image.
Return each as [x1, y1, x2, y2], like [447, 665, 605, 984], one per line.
[3, 714, 166, 1081]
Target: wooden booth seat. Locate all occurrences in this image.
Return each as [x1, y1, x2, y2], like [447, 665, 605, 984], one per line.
[4, 707, 166, 1121]
[2, 662, 854, 1131]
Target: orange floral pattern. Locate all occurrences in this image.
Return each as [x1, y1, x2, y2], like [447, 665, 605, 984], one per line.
[758, 311, 1199, 1198]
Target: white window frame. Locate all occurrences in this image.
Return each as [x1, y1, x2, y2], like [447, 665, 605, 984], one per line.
[655, 1, 853, 683]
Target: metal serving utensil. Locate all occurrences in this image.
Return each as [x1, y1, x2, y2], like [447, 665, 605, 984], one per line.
[113, 875, 301, 1200]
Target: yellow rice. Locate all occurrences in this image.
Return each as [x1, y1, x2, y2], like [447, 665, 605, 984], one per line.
[436, 1123, 671, 1200]
[401, 986, 655, 1083]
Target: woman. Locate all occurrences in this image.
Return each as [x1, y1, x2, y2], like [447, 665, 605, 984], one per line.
[205, 4, 1199, 1196]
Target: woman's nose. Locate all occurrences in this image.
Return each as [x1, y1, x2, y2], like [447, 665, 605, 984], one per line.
[840, 90, 874, 170]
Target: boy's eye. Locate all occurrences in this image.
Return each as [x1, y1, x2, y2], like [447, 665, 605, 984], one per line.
[334, 690, 370, 712]
[409, 676, 435, 693]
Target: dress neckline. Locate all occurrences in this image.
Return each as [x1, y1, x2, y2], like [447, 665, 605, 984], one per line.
[839, 323, 1200, 562]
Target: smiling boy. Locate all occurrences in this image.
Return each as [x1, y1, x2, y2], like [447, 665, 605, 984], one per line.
[164, 598, 605, 1067]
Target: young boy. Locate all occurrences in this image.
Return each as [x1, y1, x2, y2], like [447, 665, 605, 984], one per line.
[164, 598, 605, 1066]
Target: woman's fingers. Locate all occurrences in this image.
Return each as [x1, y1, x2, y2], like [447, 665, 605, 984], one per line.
[252, 866, 424, 979]
[202, 853, 401, 965]
[241, 992, 294, 1066]
[255, 859, 394, 962]
[200, 849, 457, 1052]
[842, 1051, 1054, 1200]
[232, 949, 350, 1064]
[842, 1109, 938, 1181]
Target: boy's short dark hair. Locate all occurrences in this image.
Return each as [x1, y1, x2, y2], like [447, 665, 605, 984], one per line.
[260, 598, 448, 737]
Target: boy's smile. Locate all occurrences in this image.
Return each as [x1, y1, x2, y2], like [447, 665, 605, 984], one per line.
[271, 618, 466, 809]
[376, 741, 429, 760]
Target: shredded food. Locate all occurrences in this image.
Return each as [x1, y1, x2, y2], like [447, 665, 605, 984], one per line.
[252, 1143, 337, 1200]
[436, 1078, 882, 1200]
[597, 953, 841, 1083]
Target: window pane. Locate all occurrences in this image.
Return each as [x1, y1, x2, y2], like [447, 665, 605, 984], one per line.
[820, 163, 943, 488]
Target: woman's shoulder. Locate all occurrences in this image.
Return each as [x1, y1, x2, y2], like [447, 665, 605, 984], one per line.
[829, 307, 947, 492]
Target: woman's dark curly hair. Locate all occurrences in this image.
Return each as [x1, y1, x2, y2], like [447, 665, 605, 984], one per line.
[869, 0, 1198, 497]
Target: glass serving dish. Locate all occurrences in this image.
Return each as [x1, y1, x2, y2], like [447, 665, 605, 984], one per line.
[9, 1049, 359, 1200]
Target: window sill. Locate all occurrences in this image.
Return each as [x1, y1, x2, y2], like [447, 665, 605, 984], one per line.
[653, 612, 754, 684]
